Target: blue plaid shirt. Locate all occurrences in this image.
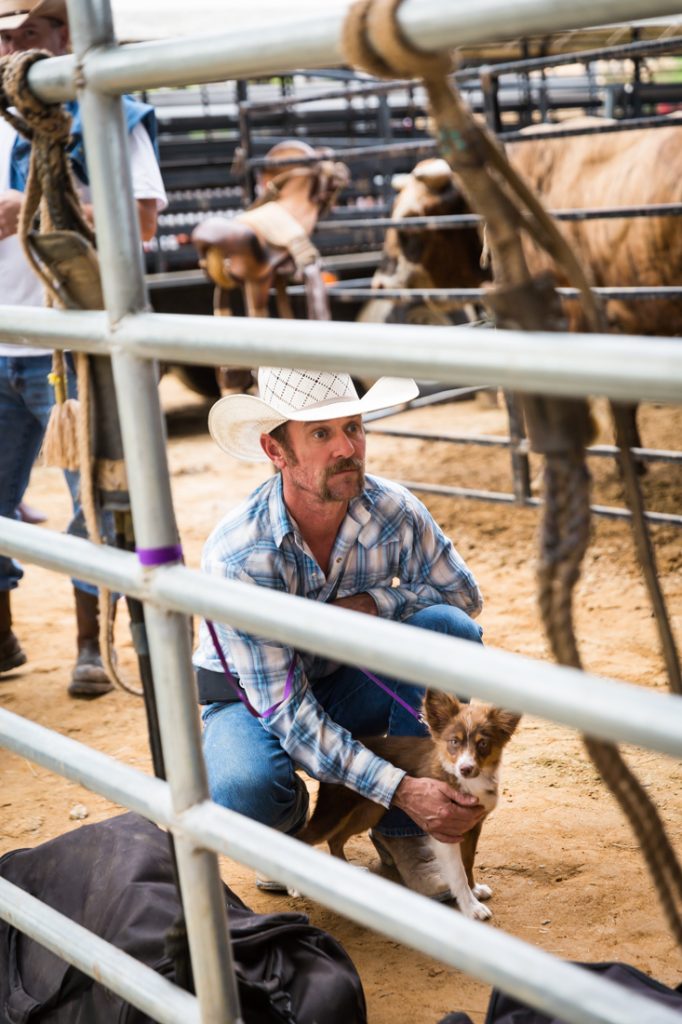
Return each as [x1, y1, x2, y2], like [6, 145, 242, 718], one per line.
[194, 473, 482, 807]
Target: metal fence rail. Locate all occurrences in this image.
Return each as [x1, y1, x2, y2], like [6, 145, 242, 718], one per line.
[1, 706, 681, 1024]
[25, 0, 682, 102]
[1, 307, 682, 405]
[0, 1, 681, 1023]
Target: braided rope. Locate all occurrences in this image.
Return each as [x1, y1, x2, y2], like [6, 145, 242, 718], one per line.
[610, 403, 681, 694]
[341, 0, 682, 947]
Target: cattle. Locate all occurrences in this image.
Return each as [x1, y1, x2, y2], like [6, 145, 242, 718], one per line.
[507, 120, 682, 338]
[359, 157, 490, 327]
[367, 120, 682, 340]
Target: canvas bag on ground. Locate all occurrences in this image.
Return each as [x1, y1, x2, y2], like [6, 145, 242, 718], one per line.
[438, 961, 682, 1024]
[0, 812, 367, 1024]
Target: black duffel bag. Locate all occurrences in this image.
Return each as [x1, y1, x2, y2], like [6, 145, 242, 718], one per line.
[440, 961, 682, 1024]
[0, 812, 367, 1024]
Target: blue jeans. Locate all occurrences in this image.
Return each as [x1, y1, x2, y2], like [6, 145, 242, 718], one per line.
[0, 355, 54, 592]
[201, 604, 483, 838]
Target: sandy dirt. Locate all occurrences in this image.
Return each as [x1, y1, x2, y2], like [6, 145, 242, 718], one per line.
[1, 377, 681, 1022]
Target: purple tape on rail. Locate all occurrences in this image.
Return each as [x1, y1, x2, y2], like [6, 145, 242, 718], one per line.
[136, 544, 184, 567]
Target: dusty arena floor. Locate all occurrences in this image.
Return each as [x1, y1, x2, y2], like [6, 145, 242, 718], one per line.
[1, 376, 681, 1022]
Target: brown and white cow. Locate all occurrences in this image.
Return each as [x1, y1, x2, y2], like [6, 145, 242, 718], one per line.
[507, 119, 682, 337]
[360, 157, 491, 327]
[368, 120, 682, 339]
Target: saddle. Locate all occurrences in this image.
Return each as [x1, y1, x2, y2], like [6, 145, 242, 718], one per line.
[192, 141, 349, 388]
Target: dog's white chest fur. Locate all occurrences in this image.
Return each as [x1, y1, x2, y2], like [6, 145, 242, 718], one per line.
[432, 758, 500, 919]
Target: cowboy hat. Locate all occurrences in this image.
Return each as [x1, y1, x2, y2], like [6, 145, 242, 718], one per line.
[209, 367, 418, 462]
[0, 0, 66, 29]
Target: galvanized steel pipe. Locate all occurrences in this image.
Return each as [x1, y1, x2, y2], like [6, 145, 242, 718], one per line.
[0, 878, 200, 1024]
[1, 519, 681, 759]
[0, 306, 681, 405]
[26, 0, 682, 102]
[64, 1, 242, 1020]
[0, 709, 680, 1024]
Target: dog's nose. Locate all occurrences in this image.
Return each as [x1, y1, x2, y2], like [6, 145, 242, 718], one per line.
[459, 762, 475, 777]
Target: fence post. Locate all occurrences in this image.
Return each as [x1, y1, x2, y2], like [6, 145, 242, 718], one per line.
[65, 1, 243, 1020]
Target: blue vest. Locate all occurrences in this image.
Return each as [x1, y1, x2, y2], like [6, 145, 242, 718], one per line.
[9, 96, 159, 191]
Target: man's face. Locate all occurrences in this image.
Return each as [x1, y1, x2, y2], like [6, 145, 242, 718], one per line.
[268, 415, 366, 504]
[0, 16, 68, 56]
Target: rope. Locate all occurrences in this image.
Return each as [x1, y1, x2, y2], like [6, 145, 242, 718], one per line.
[610, 402, 682, 694]
[341, 0, 682, 947]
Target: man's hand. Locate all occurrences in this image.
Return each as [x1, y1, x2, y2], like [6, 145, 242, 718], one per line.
[0, 190, 23, 240]
[392, 775, 485, 843]
[332, 592, 377, 616]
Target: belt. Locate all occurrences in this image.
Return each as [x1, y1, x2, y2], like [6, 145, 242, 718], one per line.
[196, 666, 243, 705]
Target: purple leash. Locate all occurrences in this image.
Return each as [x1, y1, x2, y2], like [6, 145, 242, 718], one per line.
[206, 620, 296, 720]
[207, 620, 424, 724]
[133, 545, 298, 719]
[357, 666, 426, 724]
[136, 543, 424, 725]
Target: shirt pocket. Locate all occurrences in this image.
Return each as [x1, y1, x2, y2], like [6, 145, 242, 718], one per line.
[344, 540, 401, 593]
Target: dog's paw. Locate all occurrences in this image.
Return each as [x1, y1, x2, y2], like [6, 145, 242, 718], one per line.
[287, 886, 302, 898]
[472, 883, 493, 901]
[460, 898, 493, 921]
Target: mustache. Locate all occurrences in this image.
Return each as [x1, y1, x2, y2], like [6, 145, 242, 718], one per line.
[326, 458, 363, 476]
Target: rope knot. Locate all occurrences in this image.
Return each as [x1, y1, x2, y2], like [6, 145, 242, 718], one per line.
[342, 0, 452, 82]
[0, 50, 70, 143]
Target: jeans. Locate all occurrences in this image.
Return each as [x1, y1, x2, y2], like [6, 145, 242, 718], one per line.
[201, 604, 483, 838]
[0, 354, 109, 596]
[0, 355, 54, 592]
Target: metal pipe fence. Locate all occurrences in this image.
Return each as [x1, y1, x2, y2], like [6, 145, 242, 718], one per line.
[2, 705, 681, 1024]
[1, 307, 682, 404]
[315, 203, 682, 231]
[365, 428, 682, 527]
[243, 113, 682, 171]
[1, 2, 681, 1023]
[237, 33, 682, 116]
[301, 282, 682, 301]
[24, 0, 682, 102]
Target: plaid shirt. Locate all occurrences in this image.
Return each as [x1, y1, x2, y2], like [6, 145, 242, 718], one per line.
[194, 473, 482, 807]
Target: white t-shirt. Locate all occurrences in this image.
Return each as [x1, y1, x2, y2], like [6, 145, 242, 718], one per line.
[0, 115, 167, 357]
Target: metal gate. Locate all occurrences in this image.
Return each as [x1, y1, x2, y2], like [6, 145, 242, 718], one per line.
[0, 1, 681, 1023]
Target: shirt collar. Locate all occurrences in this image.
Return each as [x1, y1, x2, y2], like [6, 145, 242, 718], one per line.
[268, 474, 295, 548]
[268, 473, 377, 548]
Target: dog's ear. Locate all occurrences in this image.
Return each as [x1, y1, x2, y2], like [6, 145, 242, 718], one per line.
[423, 689, 461, 735]
[490, 708, 521, 741]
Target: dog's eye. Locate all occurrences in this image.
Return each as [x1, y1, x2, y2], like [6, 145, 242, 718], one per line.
[477, 738, 490, 754]
[447, 737, 460, 752]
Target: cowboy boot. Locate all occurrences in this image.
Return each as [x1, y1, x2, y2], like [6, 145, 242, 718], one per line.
[0, 590, 27, 674]
[68, 588, 114, 698]
[369, 831, 452, 902]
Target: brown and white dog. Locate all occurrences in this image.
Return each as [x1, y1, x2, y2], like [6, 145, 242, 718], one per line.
[296, 691, 520, 919]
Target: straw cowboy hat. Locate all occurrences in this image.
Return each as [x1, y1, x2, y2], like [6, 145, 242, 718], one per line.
[0, 0, 66, 28]
[209, 367, 418, 462]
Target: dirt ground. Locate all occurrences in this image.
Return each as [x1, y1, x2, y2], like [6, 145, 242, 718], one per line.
[1, 376, 681, 1022]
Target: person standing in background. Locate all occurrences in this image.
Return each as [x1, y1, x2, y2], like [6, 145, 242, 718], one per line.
[0, 0, 167, 696]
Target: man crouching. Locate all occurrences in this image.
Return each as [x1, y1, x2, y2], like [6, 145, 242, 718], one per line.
[193, 367, 486, 900]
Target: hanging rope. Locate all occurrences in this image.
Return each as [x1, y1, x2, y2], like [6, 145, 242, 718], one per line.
[341, 0, 682, 946]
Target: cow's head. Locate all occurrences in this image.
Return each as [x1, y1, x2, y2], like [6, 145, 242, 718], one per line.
[373, 158, 487, 292]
